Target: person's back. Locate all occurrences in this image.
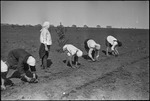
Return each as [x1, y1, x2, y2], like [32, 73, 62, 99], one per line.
[7, 48, 31, 66]
[10, 48, 31, 58]
[7, 49, 38, 83]
[63, 44, 79, 56]
[107, 35, 117, 45]
[87, 39, 97, 49]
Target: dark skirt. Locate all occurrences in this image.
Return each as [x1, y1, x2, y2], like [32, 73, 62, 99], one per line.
[39, 43, 50, 59]
[74, 54, 78, 63]
[105, 39, 112, 47]
[84, 39, 91, 52]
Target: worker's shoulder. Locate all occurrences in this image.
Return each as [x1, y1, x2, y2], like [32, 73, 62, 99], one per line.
[107, 35, 116, 39]
[87, 39, 95, 43]
[63, 44, 73, 49]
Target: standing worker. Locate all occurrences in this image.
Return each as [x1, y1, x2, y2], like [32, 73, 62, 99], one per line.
[39, 21, 52, 69]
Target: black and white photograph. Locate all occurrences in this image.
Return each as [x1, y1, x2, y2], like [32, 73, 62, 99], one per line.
[1, 1, 149, 100]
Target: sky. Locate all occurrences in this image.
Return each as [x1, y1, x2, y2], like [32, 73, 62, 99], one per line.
[1, 1, 149, 29]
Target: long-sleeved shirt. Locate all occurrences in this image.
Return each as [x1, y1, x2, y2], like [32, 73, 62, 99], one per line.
[40, 28, 52, 45]
[7, 49, 32, 74]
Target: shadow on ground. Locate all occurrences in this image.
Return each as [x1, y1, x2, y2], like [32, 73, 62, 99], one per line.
[47, 59, 53, 68]
[102, 50, 113, 55]
[63, 60, 81, 67]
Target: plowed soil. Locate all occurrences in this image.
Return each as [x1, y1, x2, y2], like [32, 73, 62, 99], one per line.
[1, 26, 149, 100]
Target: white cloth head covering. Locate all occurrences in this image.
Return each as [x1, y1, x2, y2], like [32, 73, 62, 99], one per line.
[1, 60, 8, 72]
[95, 44, 101, 50]
[42, 21, 50, 28]
[42, 21, 50, 29]
[76, 50, 83, 57]
[27, 56, 36, 66]
[40, 21, 50, 32]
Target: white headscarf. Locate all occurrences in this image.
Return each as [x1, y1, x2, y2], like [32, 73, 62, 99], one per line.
[77, 50, 83, 57]
[40, 21, 50, 32]
[1, 60, 8, 72]
[27, 56, 36, 66]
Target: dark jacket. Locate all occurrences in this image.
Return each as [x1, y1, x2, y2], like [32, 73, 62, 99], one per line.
[7, 49, 32, 74]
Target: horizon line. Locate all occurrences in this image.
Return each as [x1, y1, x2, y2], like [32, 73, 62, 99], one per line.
[1, 23, 149, 30]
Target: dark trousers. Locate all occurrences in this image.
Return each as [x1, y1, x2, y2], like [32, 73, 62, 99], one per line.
[39, 43, 50, 68]
[74, 54, 78, 64]
[42, 51, 48, 68]
[84, 39, 90, 53]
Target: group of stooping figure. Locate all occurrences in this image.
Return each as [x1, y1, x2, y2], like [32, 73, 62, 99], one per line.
[1, 21, 122, 90]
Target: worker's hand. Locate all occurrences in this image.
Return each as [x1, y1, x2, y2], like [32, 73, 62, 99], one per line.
[45, 47, 48, 51]
[111, 51, 116, 56]
[29, 78, 38, 83]
[112, 50, 118, 57]
[23, 75, 32, 82]
[71, 65, 76, 69]
[114, 49, 119, 56]
[87, 59, 95, 62]
[26, 77, 32, 82]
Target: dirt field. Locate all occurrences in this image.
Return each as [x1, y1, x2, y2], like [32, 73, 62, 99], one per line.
[1, 25, 149, 100]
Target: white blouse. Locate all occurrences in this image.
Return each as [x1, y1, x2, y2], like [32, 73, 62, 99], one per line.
[87, 39, 97, 49]
[63, 44, 82, 56]
[40, 28, 52, 45]
[107, 35, 118, 50]
[107, 35, 117, 45]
